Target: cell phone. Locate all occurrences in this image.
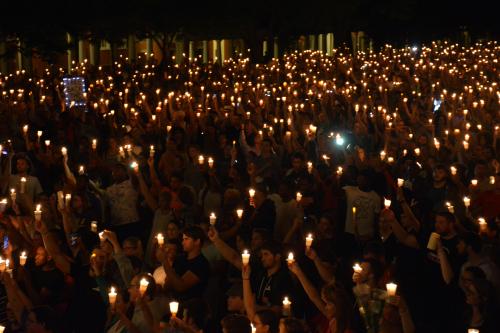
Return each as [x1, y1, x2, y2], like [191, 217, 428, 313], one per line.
[3, 236, 9, 250]
[69, 232, 79, 246]
[433, 98, 442, 112]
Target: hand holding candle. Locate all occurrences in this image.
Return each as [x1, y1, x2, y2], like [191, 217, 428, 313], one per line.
[109, 286, 117, 308]
[209, 212, 216, 226]
[286, 252, 295, 266]
[384, 198, 392, 209]
[305, 233, 313, 251]
[20, 251, 27, 266]
[139, 277, 149, 297]
[242, 249, 250, 266]
[282, 296, 292, 316]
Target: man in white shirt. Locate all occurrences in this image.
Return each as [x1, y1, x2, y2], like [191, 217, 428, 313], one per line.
[343, 169, 381, 241]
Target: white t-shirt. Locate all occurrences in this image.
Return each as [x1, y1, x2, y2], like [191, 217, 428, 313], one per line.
[343, 186, 381, 238]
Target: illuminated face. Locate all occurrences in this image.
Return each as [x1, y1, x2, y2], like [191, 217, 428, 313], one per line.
[35, 247, 48, 267]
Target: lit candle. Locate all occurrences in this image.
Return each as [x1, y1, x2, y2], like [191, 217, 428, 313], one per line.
[380, 150, 386, 160]
[91, 221, 98, 233]
[467, 329, 479, 333]
[150, 145, 155, 157]
[208, 157, 214, 168]
[130, 161, 139, 173]
[241, 249, 250, 266]
[139, 277, 149, 296]
[386, 282, 398, 297]
[384, 198, 392, 209]
[169, 301, 179, 317]
[20, 177, 26, 194]
[307, 161, 313, 174]
[397, 178, 404, 187]
[0, 199, 6, 213]
[10, 188, 16, 202]
[19, 251, 27, 266]
[286, 252, 295, 265]
[353, 262, 362, 273]
[22, 124, 28, 135]
[236, 209, 244, 219]
[78, 165, 85, 175]
[61, 146, 67, 156]
[198, 155, 205, 165]
[209, 212, 216, 226]
[337, 166, 343, 176]
[108, 286, 117, 307]
[92, 139, 97, 150]
[471, 179, 478, 186]
[282, 296, 292, 316]
[296, 192, 302, 203]
[490, 176, 495, 185]
[156, 233, 164, 246]
[65, 193, 71, 207]
[414, 148, 420, 157]
[37, 130, 42, 143]
[450, 166, 457, 176]
[478, 218, 487, 233]
[463, 196, 471, 208]
[34, 204, 42, 222]
[45, 140, 51, 147]
[0, 325, 4, 333]
[463, 141, 469, 150]
[305, 234, 313, 250]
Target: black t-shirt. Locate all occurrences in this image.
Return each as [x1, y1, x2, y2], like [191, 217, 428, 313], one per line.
[253, 266, 294, 307]
[250, 199, 276, 232]
[173, 253, 210, 301]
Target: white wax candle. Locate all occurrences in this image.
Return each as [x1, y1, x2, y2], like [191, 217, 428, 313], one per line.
[108, 286, 117, 306]
[139, 278, 149, 296]
[286, 252, 294, 265]
[169, 301, 179, 317]
[20, 177, 26, 193]
[10, 189, 16, 202]
[150, 145, 155, 157]
[61, 147, 67, 156]
[236, 209, 244, 219]
[242, 249, 250, 266]
[91, 221, 98, 233]
[209, 212, 216, 226]
[19, 251, 27, 266]
[198, 155, 204, 165]
[463, 196, 471, 208]
[397, 178, 404, 187]
[384, 198, 392, 209]
[296, 192, 302, 202]
[156, 233, 164, 245]
[353, 263, 362, 273]
[307, 161, 313, 174]
[478, 218, 487, 232]
[386, 282, 398, 296]
[305, 234, 313, 250]
[208, 157, 214, 168]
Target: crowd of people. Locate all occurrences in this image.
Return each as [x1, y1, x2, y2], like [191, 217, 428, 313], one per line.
[0, 40, 499, 333]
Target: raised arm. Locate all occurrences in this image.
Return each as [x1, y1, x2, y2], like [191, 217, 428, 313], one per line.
[207, 226, 242, 270]
[288, 261, 327, 317]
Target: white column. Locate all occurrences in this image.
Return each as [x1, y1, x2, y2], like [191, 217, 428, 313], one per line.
[17, 39, 22, 70]
[128, 35, 136, 61]
[66, 33, 72, 73]
[273, 37, 279, 58]
[358, 31, 365, 52]
[175, 40, 184, 64]
[78, 40, 85, 63]
[202, 40, 208, 63]
[188, 41, 195, 59]
[89, 42, 96, 65]
[318, 34, 324, 52]
[308, 35, 316, 50]
[0, 42, 6, 74]
[326, 33, 332, 55]
[263, 40, 268, 57]
[146, 38, 153, 57]
[220, 39, 228, 64]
